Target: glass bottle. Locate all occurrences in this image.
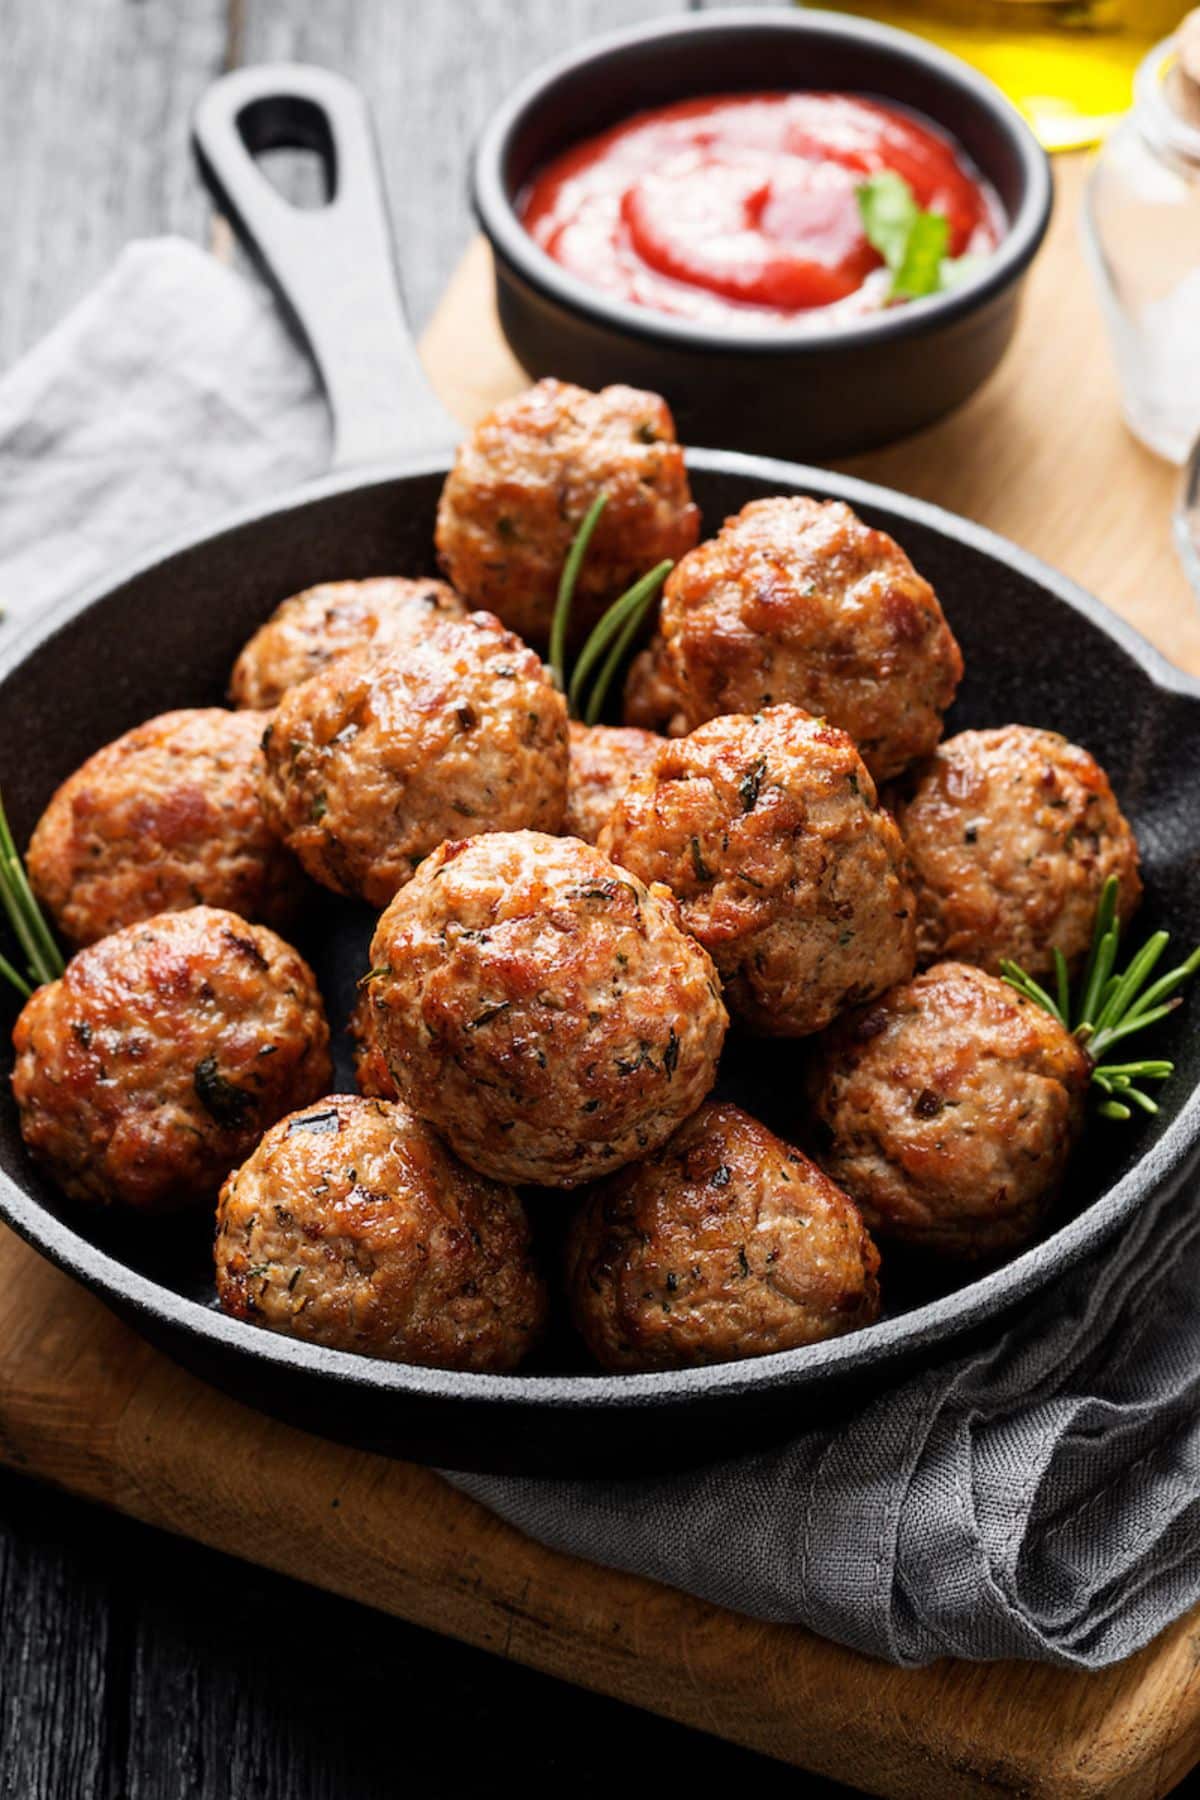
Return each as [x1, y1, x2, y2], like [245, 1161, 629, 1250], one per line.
[1083, 29, 1200, 463]
[816, 3, 1188, 149]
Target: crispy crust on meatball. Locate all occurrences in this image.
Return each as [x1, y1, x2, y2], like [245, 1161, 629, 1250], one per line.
[27, 708, 303, 946]
[565, 720, 662, 845]
[892, 726, 1142, 976]
[214, 1094, 547, 1371]
[637, 496, 962, 780]
[434, 379, 700, 646]
[600, 706, 916, 1036]
[229, 577, 468, 710]
[259, 612, 569, 908]
[565, 1100, 881, 1371]
[11, 907, 331, 1213]
[349, 990, 398, 1101]
[622, 635, 689, 736]
[808, 962, 1090, 1260]
[366, 830, 728, 1188]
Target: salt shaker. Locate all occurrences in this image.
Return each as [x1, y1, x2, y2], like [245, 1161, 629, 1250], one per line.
[1083, 17, 1200, 464]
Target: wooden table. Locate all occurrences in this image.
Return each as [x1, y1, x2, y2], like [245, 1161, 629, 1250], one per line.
[4, 4, 1198, 1797]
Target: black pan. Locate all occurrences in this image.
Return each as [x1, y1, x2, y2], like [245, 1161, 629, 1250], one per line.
[1, 67, 1198, 1477]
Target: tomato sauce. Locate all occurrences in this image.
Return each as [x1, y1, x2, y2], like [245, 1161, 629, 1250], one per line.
[519, 93, 1003, 328]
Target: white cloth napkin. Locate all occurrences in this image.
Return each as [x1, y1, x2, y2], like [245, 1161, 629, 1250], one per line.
[4, 240, 1199, 1671]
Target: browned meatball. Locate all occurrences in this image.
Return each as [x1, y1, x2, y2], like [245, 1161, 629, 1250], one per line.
[229, 576, 468, 710]
[11, 907, 331, 1213]
[892, 726, 1142, 977]
[630, 496, 963, 780]
[623, 633, 689, 736]
[366, 831, 727, 1188]
[214, 1094, 547, 1371]
[259, 612, 569, 908]
[26, 709, 303, 946]
[565, 1100, 880, 1372]
[435, 379, 700, 646]
[600, 706, 916, 1037]
[348, 990, 397, 1101]
[564, 720, 662, 845]
[808, 962, 1091, 1260]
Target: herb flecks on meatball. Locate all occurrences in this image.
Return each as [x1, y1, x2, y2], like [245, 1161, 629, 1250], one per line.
[808, 961, 1090, 1261]
[215, 1094, 547, 1371]
[893, 725, 1142, 977]
[600, 705, 916, 1036]
[230, 576, 468, 711]
[565, 1100, 881, 1372]
[564, 720, 662, 846]
[27, 708, 303, 946]
[629, 495, 962, 780]
[435, 379, 700, 647]
[366, 830, 728, 1188]
[259, 612, 569, 908]
[11, 906, 331, 1214]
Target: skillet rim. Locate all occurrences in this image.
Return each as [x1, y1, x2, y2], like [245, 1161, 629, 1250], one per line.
[2, 443, 1199, 1412]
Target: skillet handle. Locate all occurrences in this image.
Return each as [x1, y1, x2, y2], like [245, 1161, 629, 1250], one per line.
[192, 64, 460, 469]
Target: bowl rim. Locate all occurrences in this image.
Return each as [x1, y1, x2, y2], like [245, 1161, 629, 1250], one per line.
[471, 5, 1054, 357]
[2, 445, 1199, 1416]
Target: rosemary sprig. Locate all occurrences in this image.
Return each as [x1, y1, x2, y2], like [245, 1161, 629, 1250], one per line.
[550, 495, 674, 724]
[1001, 875, 1199, 1121]
[0, 785, 65, 999]
[549, 492, 608, 695]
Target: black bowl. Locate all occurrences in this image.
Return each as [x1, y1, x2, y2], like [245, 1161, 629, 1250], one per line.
[472, 7, 1052, 458]
[2, 450, 1198, 1477]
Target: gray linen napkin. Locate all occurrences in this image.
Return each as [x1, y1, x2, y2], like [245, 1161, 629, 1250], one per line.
[4, 241, 1199, 1671]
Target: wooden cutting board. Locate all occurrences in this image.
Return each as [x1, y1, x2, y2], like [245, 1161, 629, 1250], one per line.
[3, 155, 1200, 1800]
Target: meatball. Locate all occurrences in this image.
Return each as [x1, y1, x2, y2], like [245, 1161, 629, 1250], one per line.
[564, 720, 662, 845]
[630, 495, 962, 780]
[348, 990, 397, 1101]
[259, 612, 569, 908]
[600, 706, 916, 1037]
[214, 1094, 547, 1371]
[435, 379, 700, 646]
[623, 633, 689, 736]
[808, 962, 1091, 1261]
[27, 708, 303, 946]
[11, 907, 331, 1213]
[892, 726, 1142, 977]
[565, 1100, 881, 1372]
[366, 830, 727, 1188]
[229, 576, 467, 710]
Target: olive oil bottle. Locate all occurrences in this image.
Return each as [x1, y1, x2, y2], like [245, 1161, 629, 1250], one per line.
[812, 2, 1188, 147]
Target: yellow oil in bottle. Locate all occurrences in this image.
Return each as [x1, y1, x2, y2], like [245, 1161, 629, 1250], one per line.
[811, 2, 1188, 148]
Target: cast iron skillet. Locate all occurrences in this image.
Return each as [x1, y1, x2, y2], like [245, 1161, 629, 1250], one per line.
[0, 67, 1197, 1477]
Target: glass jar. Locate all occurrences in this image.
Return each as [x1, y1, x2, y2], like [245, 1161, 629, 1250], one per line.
[1083, 30, 1200, 463]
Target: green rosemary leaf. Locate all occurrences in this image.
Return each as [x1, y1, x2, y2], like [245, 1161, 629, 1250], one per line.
[1120, 944, 1200, 1024]
[1054, 947, 1071, 1028]
[0, 949, 32, 1001]
[0, 787, 64, 987]
[568, 572, 654, 718]
[999, 959, 1065, 1026]
[1077, 875, 1120, 1021]
[1097, 1097, 1132, 1121]
[582, 561, 672, 726]
[1078, 924, 1120, 1033]
[550, 492, 608, 694]
[1089, 998, 1182, 1059]
[1093, 1059, 1173, 1080]
[1092, 930, 1169, 1036]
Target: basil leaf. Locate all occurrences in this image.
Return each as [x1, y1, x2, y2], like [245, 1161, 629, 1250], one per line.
[857, 170, 953, 301]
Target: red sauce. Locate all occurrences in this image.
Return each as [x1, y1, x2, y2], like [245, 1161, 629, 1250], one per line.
[519, 92, 1002, 328]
